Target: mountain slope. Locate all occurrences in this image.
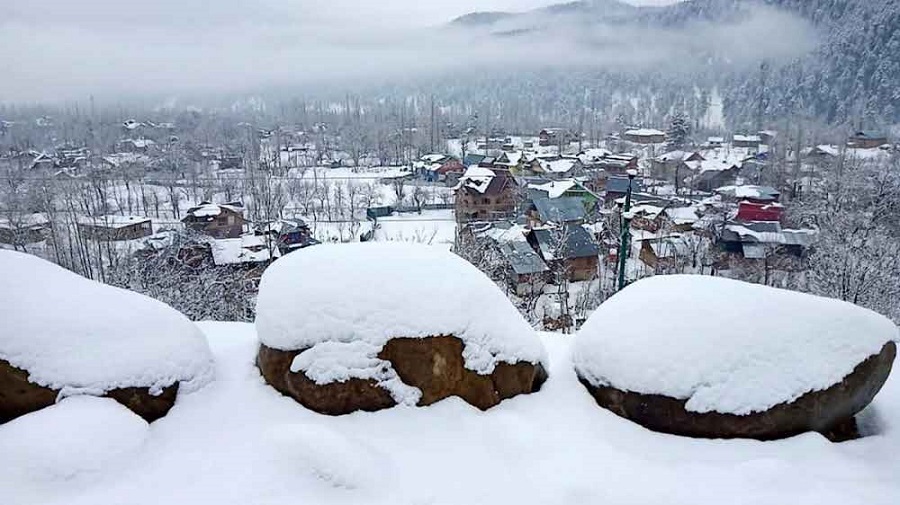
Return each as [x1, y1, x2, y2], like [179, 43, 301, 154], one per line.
[449, 0, 900, 126]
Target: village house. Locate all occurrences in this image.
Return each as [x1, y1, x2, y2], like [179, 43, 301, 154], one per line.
[500, 241, 549, 297]
[78, 215, 153, 241]
[416, 154, 465, 183]
[733, 134, 762, 149]
[256, 219, 318, 255]
[117, 138, 156, 154]
[538, 128, 575, 147]
[527, 197, 587, 227]
[527, 179, 600, 212]
[627, 204, 669, 233]
[718, 221, 816, 266]
[848, 131, 889, 149]
[527, 225, 600, 282]
[454, 167, 518, 223]
[758, 130, 778, 146]
[638, 234, 692, 272]
[651, 150, 705, 179]
[706, 136, 725, 148]
[714, 185, 781, 204]
[604, 176, 643, 204]
[692, 163, 741, 192]
[537, 157, 584, 180]
[623, 128, 667, 144]
[0, 214, 49, 245]
[182, 202, 248, 239]
[735, 201, 784, 223]
[210, 234, 281, 268]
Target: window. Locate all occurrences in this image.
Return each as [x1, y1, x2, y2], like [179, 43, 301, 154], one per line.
[227, 216, 235, 225]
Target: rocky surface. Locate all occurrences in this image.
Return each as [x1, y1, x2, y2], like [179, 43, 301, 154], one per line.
[257, 335, 546, 415]
[1, 359, 179, 424]
[579, 341, 896, 442]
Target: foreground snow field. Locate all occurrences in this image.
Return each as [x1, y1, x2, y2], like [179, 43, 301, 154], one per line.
[3, 322, 900, 505]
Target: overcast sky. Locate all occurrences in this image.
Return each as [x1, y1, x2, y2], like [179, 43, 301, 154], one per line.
[3, 0, 811, 104]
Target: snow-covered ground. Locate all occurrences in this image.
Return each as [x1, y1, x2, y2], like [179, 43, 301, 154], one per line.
[373, 209, 456, 247]
[3, 322, 899, 505]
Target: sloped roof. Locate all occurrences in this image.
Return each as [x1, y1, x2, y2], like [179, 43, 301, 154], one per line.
[532, 197, 585, 224]
[605, 177, 642, 194]
[501, 241, 549, 275]
[531, 225, 600, 260]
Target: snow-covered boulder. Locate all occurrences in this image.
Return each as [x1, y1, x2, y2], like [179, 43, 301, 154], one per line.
[574, 275, 898, 441]
[0, 251, 214, 423]
[255, 243, 548, 415]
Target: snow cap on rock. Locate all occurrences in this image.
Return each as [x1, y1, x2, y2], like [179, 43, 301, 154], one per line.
[255, 243, 547, 377]
[574, 275, 899, 415]
[0, 251, 214, 393]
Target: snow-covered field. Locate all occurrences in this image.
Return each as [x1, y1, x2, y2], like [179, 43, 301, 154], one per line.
[4, 322, 899, 505]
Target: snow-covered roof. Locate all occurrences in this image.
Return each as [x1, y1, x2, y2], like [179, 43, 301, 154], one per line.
[733, 135, 761, 143]
[476, 222, 528, 244]
[628, 204, 665, 220]
[500, 241, 549, 275]
[540, 158, 578, 174]
[188, 202, 244, 218]
[528, 179, 579, 199]
[625, 128, 666, 137]
[77, 215, 151, 229]
[255, 243, 547, 400]
[655, 150, 688, 162]
[574, 275, 899, 415]
[0, 213, 49, 230]
[715, 185, 780, 201]
[664, 206, 701, 225]
[211, 234, 281, 266]
[454, 165, 496, 194]
[0, 251, 214, 393]
[578, 148, 613, 163]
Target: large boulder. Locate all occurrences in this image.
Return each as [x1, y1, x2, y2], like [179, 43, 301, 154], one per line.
[255, 243, 548, 415]
[0, 251, 214, 423]
[574, 275, 898, 441]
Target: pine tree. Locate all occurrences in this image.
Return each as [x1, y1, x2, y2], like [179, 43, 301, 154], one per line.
[667, 112, 691, 150]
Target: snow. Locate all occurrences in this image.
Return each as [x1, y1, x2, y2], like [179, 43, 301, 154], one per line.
[372, 209, 457, 248]
[0, 251, 214, 394]
[211, 234, 280, 266]
[190, 203, 223, 217]
[255, 243, 547, 376]
[625, 128, 666, 137]
[540, 158, 578, 174]
[529, 179, 578, 198]
[454, 165, 496, 194]
[666, 206, 701, 225]
[574, 275, 899, 415]
[4, 322, 900, 505]
[290, 341, 422, 405]
[716, 185, 775, 200]
[0, 396, 148, 496]
[77, 214, 151, 229]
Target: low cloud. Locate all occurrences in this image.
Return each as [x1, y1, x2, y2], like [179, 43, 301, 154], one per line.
[1, 1, 817, 103]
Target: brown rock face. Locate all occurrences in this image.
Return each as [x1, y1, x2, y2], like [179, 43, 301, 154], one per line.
[257, 335, 546, 416]
[0, 359, 57, 424]
[1, 358, 180, 424]
[256, 344, 396, 416]
[579, 341, 896, 442]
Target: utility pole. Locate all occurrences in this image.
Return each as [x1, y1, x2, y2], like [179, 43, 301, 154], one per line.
[617, 170, 637, 292]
